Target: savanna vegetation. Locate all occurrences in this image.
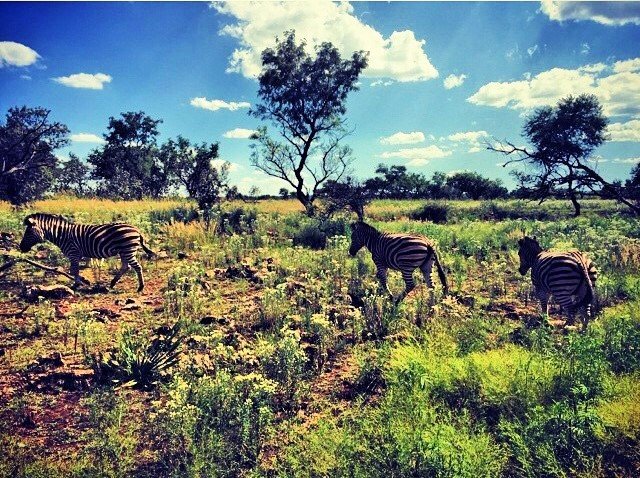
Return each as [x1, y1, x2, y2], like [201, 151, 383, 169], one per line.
[1, 197, 639, 478]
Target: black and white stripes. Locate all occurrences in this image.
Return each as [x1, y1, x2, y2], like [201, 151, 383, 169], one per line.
[19, 213, 154, 292]
[349, 221, 448, 303]
[518, 236, 597, 328]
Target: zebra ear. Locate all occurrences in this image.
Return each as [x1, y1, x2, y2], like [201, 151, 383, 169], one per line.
[533, 235, 537, 241]
[24, 216, 35, 227]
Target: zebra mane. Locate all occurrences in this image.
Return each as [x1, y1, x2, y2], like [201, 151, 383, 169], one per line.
[353, 221, 380, 236]
[27, 213, 70, 224]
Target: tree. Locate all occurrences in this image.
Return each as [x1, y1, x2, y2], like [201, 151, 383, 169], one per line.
[364, 164, 429, 199]
[318, 176, 373, 220]
[88, 111, 168, 199]
[55, 153, 92, 197]
[278, 188, 290, 199]
[490, 94, 637, 216]
[250, 31, 368, 216]
[445, 171, 508, 200]
[0, 106, 69, 204]
[160, 136, 231, 226]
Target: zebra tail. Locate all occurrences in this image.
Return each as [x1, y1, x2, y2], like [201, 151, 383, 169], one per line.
[577, 259, 596, 317]
[433, 252, 449, 295]
[140, 235, 156, 258]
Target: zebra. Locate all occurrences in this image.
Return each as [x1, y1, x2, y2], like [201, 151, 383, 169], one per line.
[517, 236, 597, 329]
[348, 221, 448, 303]
[19, 213, 155, 292]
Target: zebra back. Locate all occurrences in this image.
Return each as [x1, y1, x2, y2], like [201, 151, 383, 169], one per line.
[28, 213, 144, 259]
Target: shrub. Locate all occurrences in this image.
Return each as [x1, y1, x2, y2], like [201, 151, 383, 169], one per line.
[93, 324, 182, 390]
[292, 217, 348, 249]
[153, 371, 276, 476]
[411, 202, 450, 223]
[602, 314, 640, 374]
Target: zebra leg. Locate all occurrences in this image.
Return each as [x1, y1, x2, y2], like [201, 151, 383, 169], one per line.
[69, 258, 83, 289]
[420, 256, 435, 289]
[535, 288, 550, 318]
[376, 266, 393, 299]
[110, 256, 130, 289]
[396, 270, 416, 304]
[129, 258, 145, 292]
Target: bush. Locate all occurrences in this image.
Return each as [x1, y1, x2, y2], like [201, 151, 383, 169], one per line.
[411, 202, 450, 223]
[292, 217, 348, 249]
[93, 324, 182, 390]
[603, 315, 640, 374]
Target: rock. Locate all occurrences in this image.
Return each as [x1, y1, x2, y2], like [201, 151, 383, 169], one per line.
[36, 351, 65, 368]
[155, 250, 169, 259]
[122, 300, 141, 311]
[200, 316, 228, 326]
[23, 284, 75, 301]
[177, 251, 188, 260]
[0, 348, 5, 358]
[93, 308, 121, 322]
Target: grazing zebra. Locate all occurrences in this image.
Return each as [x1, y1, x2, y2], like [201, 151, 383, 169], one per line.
[349, 221, 448, 303]
[19, 213, 155, 292]
[517, 236, 597, 329]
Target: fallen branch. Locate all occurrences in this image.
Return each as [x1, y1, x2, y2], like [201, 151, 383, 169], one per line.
[0, 254, 90, 285]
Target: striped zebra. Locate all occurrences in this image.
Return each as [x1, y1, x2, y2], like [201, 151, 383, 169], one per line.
[349, 221, 448, 303]
[19, 213, 155, 292]
[517, 236, 597, 329]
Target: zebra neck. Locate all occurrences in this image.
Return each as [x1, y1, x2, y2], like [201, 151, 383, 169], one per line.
[43, 221, 72, 246]
[366, 230, 383, 251]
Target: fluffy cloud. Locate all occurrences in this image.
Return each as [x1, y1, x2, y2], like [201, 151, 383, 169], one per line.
[380, 145, 451, 166]
[0, 41, 40, 67]
[540, 0, 640, 26]
[447, 130, 489, 153]
[53, 73, 112, 89]
[608, 120, 640, 142]
[70, 133, 105, 143]
[212, 0, 438, 82]
[211, 158, 240, 171]
[190, 97, 250, 111]
[380, 131, 425, 145]
[613, 157, 640, 164]
[443, 73, 467, 89]
[223, 128, 258, 139]
[467, 57, 640, 117]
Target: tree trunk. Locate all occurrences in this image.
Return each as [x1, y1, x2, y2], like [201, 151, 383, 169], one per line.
[569, 192, 581, 217]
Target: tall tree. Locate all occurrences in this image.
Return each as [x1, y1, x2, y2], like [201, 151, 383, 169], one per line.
[88, 111, 168, 199]
[55, 153, 92, 197]
[160, 136, 231, 225]
[0, 106, 69, 205]
[250, 31, 368, 216]
[445, 171, 508, 200]
[490, 94, 637, 216]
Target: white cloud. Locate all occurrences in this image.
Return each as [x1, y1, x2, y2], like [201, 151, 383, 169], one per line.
[467, 57, 640, 117]
[223, 128, 258, 139]
[447, 130, 489, 153]
[71, 133, 105, 143]
[370, 80, 394, 87]
[443, 73, 467, 89]
[212, 0, 438, 82]
[447, 130, 489, 143]
[380, 131, 425, 145]
[20, 74, 31, 80]
[527, 44, 539, 57]
[190, 97, 250, 111]
[580, 43, 590, 55]
[380, 145, 451, 166]
[211, 158, 241, 171]
[0, 41, 40, 67]
[613, 157, 640, 164]
[541, 0, 640, 26]
[53, 73, 112, 89]
[236, 171, 285, 195]
[608, 120, 640, 142]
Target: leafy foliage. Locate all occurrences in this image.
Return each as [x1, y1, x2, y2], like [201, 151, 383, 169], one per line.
[250, 31, 368, 215]
[94, 323, 182, 389]
[0, 106, 69, 204]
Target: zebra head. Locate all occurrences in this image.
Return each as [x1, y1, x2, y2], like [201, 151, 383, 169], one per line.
[349, 221, 368, 256]
[517, 236, 542, 275]
[19, 215, 45, 252]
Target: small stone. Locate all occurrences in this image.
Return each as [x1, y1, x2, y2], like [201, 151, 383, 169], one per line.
[23, 284, 75, 301]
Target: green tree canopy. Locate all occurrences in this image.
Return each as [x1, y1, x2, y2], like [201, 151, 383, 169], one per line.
[0, 106, 69, 205]
[250, 31, 368, 216]
[88, 111, 168, 199]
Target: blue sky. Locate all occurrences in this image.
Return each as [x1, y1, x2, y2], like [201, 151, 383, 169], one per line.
[1, 1, 639, 194]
